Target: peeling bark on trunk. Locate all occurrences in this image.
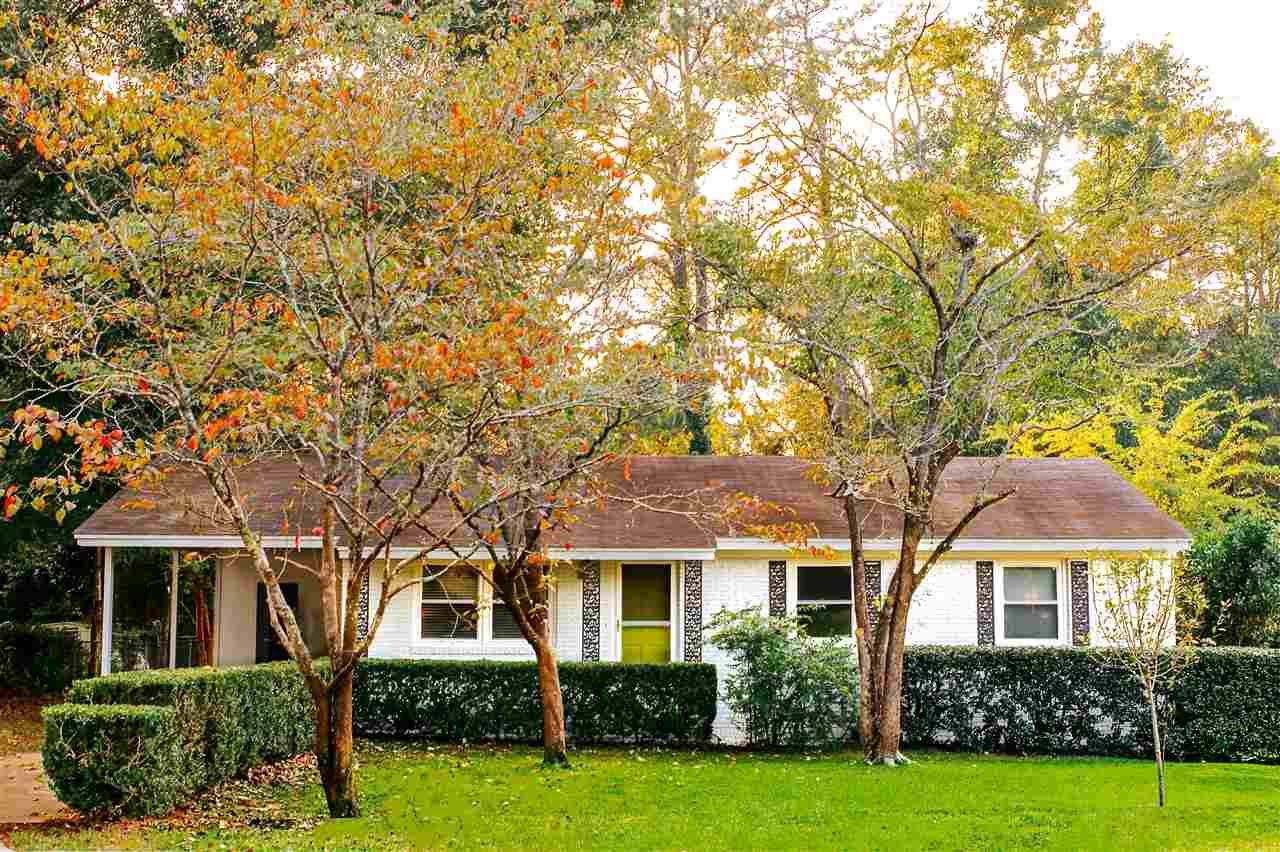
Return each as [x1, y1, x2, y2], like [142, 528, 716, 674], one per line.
[848, 501, 925, 766]
[535, 640, 570, 767]
[312, 665, 360, 818]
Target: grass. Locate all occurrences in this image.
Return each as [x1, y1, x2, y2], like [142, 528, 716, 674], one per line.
[9, 743, 1280, 850]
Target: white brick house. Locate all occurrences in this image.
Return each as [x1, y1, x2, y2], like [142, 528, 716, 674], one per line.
[75, 456, 1188, 741]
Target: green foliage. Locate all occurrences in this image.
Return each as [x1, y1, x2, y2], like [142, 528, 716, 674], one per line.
[14, 746, 1280, 851]
[45, 662, 315, 816]
[901, 645, 1280, 761]
[1187, 515, 1280, 646]
[706, 608, 855, 749]
[0, 622, 89, 693]
[354, 659, 717, 744]
[41, 703, 186, 817]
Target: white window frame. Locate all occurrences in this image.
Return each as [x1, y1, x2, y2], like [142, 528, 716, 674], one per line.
[794, 562, 855, 639]
[994, 561, 1070, 647]
[413, 563, 556, 650]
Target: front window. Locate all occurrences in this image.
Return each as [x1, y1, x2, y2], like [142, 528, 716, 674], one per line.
[420, 566, 479, 639]
[1002, 566, 1060, 641]
[797, 565, 853, 638]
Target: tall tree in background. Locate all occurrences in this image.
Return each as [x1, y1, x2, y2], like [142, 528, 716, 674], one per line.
[0, 0, 643, 814]
[609, 0, 777, 453]
[729, 0, 1250, 764]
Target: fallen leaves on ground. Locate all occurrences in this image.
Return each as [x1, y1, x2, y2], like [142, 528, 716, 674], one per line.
[0, 692, 58, 758]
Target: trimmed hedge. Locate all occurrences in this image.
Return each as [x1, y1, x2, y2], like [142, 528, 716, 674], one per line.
[42, 704, 187, 817]
[0, 623, 89, 694]
[901, 645, 1280, 762]
[45, 658, 716, 817]
[46, 663, 314, 816]
[354, 659, 717, 744]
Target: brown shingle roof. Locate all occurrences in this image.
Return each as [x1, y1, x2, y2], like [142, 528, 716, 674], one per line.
[74, 455, 1187, 547]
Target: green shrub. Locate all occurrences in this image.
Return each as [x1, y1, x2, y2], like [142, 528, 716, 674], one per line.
[353, 658, 717, 744]
[68, 662, 314, 785]
[900, 645, 1280, 761]
[42, 703, 187, 817]
[706, 608, 856, 749]
[0, 623, 89, 694]
[1186, 515, 1280, 646]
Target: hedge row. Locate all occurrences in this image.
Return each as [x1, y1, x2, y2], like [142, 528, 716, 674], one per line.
[45, 659, 718, 816]
[45, 663, 313, 816]
[354, 659, 717, 743]
[900, 645, 1280, 762]
[0, 623, 89, 694]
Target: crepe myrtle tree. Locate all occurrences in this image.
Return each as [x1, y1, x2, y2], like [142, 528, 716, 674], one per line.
[729, 0, 1251, 764]
[447, 351, 702, 767]
[1090, 552, 1204, 808]
[0, 0, 644, 816]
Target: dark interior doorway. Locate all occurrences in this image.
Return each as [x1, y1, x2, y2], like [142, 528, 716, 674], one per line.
[255, 582, 300, 663]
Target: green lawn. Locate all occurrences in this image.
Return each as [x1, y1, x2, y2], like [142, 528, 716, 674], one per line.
[11, 743, 1280, 850]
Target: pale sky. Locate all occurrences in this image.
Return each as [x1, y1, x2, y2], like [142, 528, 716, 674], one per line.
[951, 0, 1280, 137]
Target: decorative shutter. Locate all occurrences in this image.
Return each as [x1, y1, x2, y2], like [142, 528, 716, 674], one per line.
[1070, 560, 1090, 645]
[976, 561, 995, 646]
[580, 560, 601, 661]
[356, 571, 370, 640]
[864, 561, 882, 636]
[768, 560, 787, 617]
[683, 560, 703, 662]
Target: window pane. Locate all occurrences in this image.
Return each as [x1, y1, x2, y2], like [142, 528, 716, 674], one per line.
[492, 604, 525, 640]
[1003, 567, 1056, 603]
[623, 564, 671, 621]
[423, 566, 478, 601]
[1004, 604, 1059, 640]
[799, 603, 852, 638]
[798, 566, 852, 602]
[420, 602, 478, 639]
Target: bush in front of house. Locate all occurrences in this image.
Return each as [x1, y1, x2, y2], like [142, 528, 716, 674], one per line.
[353, 658, 718, 744]
[900, 645, 1280, 761]
[706, 608, 856, 750]
[0, 622, 90, 694]
[44, 662, 315, 816]
[42, 703, 188, 817]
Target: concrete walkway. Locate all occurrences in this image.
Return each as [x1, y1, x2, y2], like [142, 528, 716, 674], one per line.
[0, 752, 67, 826]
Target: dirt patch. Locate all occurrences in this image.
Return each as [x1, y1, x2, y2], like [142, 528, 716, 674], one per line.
[0, 694, 57, 759]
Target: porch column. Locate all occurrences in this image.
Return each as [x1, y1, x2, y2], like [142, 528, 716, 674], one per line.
[169, 550, 180, 668]
[100, 546, 114, 675]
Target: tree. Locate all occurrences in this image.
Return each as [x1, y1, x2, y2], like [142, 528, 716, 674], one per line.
[0, 0, 646, 815]
[728, 0, 1248, 764]
[1185, 515, 1280, 646]
[1090, 552, 1202, 807]
[1003, 379, 1280, 533]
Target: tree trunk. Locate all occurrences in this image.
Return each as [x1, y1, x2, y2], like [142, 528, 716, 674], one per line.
[312, 666, 360, 817]
[534, 640, 571, 767]
[851, 512, 924, 766]
[1147, 685, 1166, 808]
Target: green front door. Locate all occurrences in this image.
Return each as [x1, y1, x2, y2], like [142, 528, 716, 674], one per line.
[621, 563, 672, 663]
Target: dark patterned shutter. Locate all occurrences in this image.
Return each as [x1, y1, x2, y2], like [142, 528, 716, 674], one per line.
[864, 561, 882, 635]
[580, 560, 601, 661]
[1070, 560, 1090, 645]
[356, 571, 370, 640]
[683, 560, 703, 662]
[976, 561, 995, 646]
[768, 560, 787, 617]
